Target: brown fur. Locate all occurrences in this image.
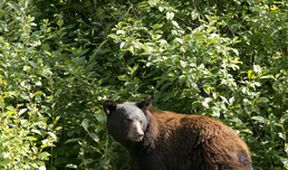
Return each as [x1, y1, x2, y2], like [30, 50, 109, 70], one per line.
[135, 109, 252, 170]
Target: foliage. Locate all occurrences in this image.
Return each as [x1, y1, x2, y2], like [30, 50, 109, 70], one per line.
[0, 1, 57, 169]
[0, 0, 287, 169]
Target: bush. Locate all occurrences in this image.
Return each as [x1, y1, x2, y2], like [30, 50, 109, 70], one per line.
[0, 0, 287, 169]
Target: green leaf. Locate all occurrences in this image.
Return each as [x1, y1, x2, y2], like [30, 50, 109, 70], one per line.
[64, 138, 81, 144]
[65, 164, 78, 169]
[116, 30, 125, 35]
[56, 19, 63, 27]
[247, 70, 254, 79]
[23, 65, 31, 72]
[88, 132, 100, 143]
[18, 108, 28, 116]
[166, 12, 174, 20]
[81, 119, 89, 132]
[257, 97, 269, 105]
[118, 75, 129, 81]
[251, 116, 267, 124]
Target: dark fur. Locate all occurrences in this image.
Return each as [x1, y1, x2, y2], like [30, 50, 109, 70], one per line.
[104, 98, 252, 170]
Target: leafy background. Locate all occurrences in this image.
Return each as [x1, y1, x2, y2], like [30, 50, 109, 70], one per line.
[0, 0, 287, 169]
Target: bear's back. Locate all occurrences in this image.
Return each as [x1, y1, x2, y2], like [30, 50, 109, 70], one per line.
[142, 110, 252, 170]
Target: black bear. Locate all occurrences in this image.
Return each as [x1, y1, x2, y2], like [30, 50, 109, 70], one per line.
[103, 96, 252, 170]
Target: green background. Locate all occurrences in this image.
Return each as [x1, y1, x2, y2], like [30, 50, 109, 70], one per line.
[0, 0, 287, 169]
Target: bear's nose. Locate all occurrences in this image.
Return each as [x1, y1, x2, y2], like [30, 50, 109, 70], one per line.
[137, 132, 144, 138]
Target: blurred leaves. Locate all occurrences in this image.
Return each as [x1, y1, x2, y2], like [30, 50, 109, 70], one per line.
[0, 0, 287, 170]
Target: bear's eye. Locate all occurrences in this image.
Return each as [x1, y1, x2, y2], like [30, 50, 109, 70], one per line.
[126, 118, 133, 123]
[139, 120, 143, 124]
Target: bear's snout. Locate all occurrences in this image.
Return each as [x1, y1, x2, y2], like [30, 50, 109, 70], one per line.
[128, 121, 144, 142]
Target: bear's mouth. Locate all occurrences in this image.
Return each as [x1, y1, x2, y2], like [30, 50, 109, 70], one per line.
[128, 132, 144, 142]
[129, 135, 144, 142]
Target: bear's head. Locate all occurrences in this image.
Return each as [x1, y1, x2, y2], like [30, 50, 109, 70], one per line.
[103, 96, 152, 146]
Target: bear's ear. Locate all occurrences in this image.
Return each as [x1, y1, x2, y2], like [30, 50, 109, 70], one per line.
[137, 96, 152, 110]
[103, 100, 117, 116]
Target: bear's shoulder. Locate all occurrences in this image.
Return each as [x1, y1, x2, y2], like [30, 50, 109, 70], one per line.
[149, 110, 237, 145]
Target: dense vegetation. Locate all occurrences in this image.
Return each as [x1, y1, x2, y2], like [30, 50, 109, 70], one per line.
[0, 0, 287, 169]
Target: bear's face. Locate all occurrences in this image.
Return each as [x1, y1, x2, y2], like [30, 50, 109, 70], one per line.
[103, 98, 152, 145]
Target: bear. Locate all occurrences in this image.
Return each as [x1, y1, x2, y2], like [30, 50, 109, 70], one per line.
[103, 96, 252, 170]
